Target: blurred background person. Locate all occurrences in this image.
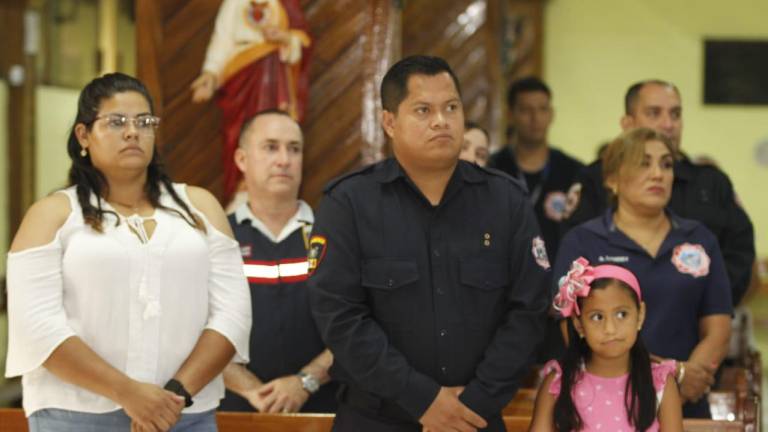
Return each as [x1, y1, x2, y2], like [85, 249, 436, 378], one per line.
[459, 121, 490, 167]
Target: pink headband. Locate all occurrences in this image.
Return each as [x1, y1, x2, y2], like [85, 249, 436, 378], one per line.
[553, 257, 642, 317]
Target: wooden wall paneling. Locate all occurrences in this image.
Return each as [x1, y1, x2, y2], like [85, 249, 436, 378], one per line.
[297, 0, 400, 206]
[402, 0, 502, 146]
[136, 0, 224, 197]
[359, 0, 401, 165]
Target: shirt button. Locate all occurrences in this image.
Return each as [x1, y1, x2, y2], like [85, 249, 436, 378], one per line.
[387, 279, 394, 287]
[436, 288, 444, 295]
[441, 366, 448, 374]
[433, 249, 440, 257]
[439, 329, 448, 337]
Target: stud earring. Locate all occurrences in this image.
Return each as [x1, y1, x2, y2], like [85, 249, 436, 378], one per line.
[80, 148, 88, 157]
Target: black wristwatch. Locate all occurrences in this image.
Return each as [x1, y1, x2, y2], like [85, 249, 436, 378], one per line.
[164, 379, 193, 407]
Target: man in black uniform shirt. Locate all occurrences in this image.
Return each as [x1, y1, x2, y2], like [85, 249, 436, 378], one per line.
[563, 80, 755, 307]
[488, 77, 583, 260]
[308, 56, 550, 432]
[219, 110, 337, 413]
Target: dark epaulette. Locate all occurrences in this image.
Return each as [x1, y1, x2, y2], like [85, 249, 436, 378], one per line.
[322, 163, 378, 193]
[476, 164, 529, 194]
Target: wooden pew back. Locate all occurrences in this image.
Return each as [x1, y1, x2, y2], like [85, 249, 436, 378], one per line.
[0, 406, 759, 432]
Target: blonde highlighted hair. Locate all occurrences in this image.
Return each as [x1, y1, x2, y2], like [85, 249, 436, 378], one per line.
[602, 127, 676, 205]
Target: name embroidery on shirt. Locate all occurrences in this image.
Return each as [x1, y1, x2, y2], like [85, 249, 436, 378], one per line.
[532, 236, 550, 269]
[598, 255, 629, 263]
[671, 243, 710, 278]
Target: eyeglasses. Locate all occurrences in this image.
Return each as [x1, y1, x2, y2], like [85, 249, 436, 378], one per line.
[94, 114, 161, 134]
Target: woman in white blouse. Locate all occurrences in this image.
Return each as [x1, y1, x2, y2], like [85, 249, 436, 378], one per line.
[5, 73, 252, 431]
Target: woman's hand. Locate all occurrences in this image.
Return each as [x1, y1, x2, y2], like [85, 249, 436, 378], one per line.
[118, 380, 185, 432]
[678, 361, 716, 402]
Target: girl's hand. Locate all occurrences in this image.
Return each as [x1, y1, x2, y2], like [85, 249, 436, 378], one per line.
[118, 380, 184, 431]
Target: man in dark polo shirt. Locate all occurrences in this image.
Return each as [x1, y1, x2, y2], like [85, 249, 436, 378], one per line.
[308, 56, 550, 431]
[563, 80, 755, 307]
[488, 77, 584, 260]
[219, 109, 337, 413]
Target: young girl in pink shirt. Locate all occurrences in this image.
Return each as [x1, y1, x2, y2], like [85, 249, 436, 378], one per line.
[529, 257, 683, 432]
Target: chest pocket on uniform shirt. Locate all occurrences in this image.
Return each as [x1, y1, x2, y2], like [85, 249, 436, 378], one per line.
[362, 258, 419, 328]
[459, 256, 509, 329]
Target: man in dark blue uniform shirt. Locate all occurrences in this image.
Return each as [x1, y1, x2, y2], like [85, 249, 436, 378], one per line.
[308, 56, 550, 432]
[562, 80, 755, 307]
[219, 110, 337, 413]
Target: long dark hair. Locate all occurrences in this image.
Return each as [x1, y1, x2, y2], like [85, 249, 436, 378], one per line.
[554, 278, 656, 432]
[66, 72, 203, 232]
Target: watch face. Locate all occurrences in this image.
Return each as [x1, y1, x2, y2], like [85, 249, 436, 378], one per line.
[301, 374, 320, 393]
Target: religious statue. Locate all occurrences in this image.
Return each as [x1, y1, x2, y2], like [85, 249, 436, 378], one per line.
[191, 0, 311, 201]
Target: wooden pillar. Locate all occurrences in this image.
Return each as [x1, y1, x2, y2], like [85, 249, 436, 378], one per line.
[1, 0, 36, 238]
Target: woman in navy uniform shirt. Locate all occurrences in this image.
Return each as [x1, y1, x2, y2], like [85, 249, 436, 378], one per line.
[553, 128, 731, 418]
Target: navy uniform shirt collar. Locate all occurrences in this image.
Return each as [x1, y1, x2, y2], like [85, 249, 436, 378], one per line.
[374, 157, 486, 185]
[597, 207, 696, 233]
[590, 207, 699, 257]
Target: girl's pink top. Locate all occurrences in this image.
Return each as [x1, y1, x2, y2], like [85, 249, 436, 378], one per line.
[541, 359, 676, 432]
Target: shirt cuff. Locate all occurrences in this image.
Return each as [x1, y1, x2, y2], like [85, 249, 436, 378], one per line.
[393, 370, 441, 421]
[458, 381, 500, 419]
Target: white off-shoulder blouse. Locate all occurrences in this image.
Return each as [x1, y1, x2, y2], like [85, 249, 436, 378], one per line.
[5, 184, 251, 416]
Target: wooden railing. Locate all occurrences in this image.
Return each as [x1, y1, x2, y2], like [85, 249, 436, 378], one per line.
[0, 407, 758, 432]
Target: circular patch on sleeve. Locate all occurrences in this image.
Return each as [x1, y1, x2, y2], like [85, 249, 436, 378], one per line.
[671, 243, 710, 278]
[532, 236, 551, 270]
[307, 235, 327, 275]
[544, 191, 568, 221]
[563, 182, 582, 220]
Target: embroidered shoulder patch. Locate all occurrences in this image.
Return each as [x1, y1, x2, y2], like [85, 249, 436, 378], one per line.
[532, 236, 550, 269]
[671, 243, 710, 278]
[307, 235, 327, 275]
[544, 191, 568, 221]
[563, 182, 582, 220]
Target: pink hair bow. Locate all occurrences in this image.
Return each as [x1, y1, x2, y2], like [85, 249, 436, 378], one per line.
[553, 257, 595, 317]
